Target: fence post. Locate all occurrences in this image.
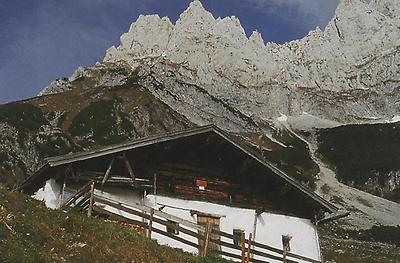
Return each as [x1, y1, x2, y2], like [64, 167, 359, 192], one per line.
[241, 232, 246, 263]
[246, 233, 252, 263]
[203, 222, 212, 257]
[148, 208, 154, 238]
[87, 181, 95, 218]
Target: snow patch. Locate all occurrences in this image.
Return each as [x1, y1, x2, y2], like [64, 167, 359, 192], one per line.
[287, 112, 342, 132]
[33, 179, 61, 209]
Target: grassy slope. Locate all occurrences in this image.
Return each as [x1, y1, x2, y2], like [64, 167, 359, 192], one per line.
[0, 186, 227, 263]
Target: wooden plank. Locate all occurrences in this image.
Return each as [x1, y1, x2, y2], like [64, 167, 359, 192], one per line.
[101, 157, 115, 186]
[94, 196, 205, 232]
[211, 249, 243, 261]
[151, 227, 200, 249]
[248, 238, 320, 263]
[249, 248, 297, 263]
[60, 182, 91, 209]
[203, 222, 212, 257]
[74, 193, 90, 209]
[93, 205, 148, 228]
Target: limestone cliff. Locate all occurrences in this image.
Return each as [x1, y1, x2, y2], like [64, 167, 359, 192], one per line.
[100, 0, 400, 123]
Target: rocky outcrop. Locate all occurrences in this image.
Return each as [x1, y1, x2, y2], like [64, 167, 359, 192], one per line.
[103, 0, 399, 123]
[38, 78, 72, 96]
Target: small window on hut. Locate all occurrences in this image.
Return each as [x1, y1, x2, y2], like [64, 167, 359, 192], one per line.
[166, 220, 179, 235]
[233, 229, 244, 246]
[196, 179, 207, 191]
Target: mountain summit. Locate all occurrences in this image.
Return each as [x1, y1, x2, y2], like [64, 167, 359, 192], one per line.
[93, 0, 400, 124]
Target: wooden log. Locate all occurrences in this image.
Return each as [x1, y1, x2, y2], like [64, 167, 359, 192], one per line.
[101, 157, 115, 186]
[87, 181, 95, 218]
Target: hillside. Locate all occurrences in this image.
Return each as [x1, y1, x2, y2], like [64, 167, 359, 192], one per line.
[0, 185, 228, 263]
[0, 65, 319, 191]
[1, 0, 400, 261]
[1, 185, 399, 262]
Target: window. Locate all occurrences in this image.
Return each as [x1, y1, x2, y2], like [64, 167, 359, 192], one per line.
[233, 229, 244, 246]
[196, 179, 207, 191]
[166, 220, 179, 235]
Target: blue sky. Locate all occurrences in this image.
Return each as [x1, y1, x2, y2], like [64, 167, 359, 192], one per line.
[0, 0, 339, 104]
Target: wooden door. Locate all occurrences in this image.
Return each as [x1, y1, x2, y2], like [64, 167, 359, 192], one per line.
[197, 214, 221, 256]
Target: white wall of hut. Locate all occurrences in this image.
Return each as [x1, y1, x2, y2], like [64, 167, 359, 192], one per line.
[34, 179, 321, 263]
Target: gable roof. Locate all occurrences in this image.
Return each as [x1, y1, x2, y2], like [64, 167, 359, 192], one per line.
[19, 125, 346, 220]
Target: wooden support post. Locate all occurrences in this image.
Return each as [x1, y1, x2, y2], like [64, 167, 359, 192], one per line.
[59, 180, 66, 208]
[87, 181, 95, 218]
[148, 208, 154, 239]
[203, 222, 212, 257]
[282, 235, 291, 263]
[101, 157, 115, 186]
[252, 211, 258, 242]
[241, 232, 246, 263]
[122, 153, 135, 181]
[247, 233, 252, 263]
[153, 173, 157, 206]
[251, 211, 258, 260]
[283, 248, 287, 263]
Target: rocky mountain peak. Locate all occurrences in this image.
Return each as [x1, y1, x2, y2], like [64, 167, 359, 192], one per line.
[52, 0, 400, 124]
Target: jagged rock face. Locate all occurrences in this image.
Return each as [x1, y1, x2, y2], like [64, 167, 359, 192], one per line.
[39, 78, 72, 96]
[103, 0, 400, 123]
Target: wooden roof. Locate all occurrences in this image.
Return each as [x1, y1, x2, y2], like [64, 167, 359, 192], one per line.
[19, 125, 347, 219]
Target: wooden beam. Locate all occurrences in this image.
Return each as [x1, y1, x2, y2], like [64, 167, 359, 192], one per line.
[101, 157, 115, 186]
[93, 195, 205, 232]
[122, 153, 135, 181]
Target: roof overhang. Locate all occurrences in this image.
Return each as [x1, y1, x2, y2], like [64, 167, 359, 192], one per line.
[19, 125, 345, 219]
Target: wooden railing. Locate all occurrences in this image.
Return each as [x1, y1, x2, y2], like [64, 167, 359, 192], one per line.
[61, 184, 321, 263]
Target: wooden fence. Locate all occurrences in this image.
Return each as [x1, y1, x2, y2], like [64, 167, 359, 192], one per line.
[61, 183, 322, 263]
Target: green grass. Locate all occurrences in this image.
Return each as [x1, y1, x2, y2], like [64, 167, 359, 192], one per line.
[0, 186, 230, 263]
